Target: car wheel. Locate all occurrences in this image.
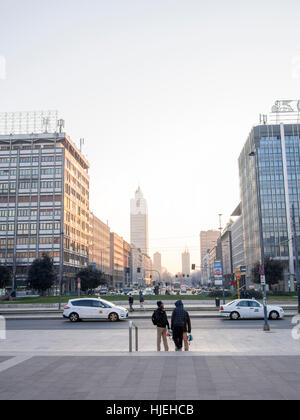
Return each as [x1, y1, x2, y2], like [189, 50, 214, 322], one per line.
[269, 311, 279, 320]
[109, 312, 119, 322]
[230, 311, 240, 320]
[69, 312, 80, 323]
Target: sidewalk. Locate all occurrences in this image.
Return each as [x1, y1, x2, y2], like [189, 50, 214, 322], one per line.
[1, 354, 300, 400]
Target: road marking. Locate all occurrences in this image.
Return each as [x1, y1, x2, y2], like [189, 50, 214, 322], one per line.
[0, 355, 32, 373]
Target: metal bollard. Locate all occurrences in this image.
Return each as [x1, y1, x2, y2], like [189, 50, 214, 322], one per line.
[129, 321, 133, 353]
[135, 326, 138, 352]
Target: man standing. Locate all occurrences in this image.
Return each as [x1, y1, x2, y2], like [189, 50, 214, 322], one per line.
[128, 293, 134, 312]
[139, 290, 145, 309]
[171, 300, 191, 352]
[152, 301, 170, 352]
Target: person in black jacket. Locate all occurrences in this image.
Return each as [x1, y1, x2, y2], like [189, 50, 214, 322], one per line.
[171, 300, 191, 352]
[152, 301, 170, 352]
[128, 294, 134, 312]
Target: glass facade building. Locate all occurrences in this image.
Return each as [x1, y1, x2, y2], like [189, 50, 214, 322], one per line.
[239, 123, 300, 290]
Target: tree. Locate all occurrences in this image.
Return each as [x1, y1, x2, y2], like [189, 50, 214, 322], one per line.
[76, 266, 106, 292]
[0, 265, 11, 289]
[252, 257, 284, 286]
[27, 254, 57, 295]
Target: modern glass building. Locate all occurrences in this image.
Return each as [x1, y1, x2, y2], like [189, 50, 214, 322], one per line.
[239, 117, 300, 291]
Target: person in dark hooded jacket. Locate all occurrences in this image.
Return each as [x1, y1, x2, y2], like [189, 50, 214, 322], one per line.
[171, 300, 191, 351]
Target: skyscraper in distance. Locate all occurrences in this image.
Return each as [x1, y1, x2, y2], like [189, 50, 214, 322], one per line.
[130, 187, 149, 255]
[182, 249, 191, 277]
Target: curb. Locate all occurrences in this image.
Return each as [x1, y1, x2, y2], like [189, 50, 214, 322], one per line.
[2, 313, 296, 321]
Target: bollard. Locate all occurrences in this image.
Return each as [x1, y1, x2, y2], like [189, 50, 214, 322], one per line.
[135, 326, 138, 352]
[129, 321, 133, 353]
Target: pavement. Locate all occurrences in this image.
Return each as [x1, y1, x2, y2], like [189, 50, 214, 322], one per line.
[1, 317, 300, 400]
[0, 354, 300, 400]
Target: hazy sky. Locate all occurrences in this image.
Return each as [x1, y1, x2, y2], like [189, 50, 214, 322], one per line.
[1, 0, 300, 273]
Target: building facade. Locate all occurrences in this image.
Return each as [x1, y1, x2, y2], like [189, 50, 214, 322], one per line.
[130, 187, 149, 255]
[153, 252, 162, 282]
[239, 118, 300, 291]
[200, 230, 219, 272]
[130, 245, 143, 286]
[110, 232, 124, 290]
[123, 240, 131, 287]
[0, 132, 90, 292]
[89, 213, 111, 280]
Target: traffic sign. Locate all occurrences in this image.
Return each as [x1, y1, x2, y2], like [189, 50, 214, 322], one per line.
[260, 275, 266, 286]
[235, 269, 242, 280]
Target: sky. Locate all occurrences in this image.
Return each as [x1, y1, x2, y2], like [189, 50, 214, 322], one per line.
[1, 0, 300, 273]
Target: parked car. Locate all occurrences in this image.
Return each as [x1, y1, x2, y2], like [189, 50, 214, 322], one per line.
[123, 288, 133, 295]
[99, 288, 108, 296]
[219, 299, 285, 320]
[63, 298, 128, 322]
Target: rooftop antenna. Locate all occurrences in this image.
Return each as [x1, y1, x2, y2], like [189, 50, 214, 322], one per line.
[259, 114, 268, 125]
[57, 119, 65, 133]
[80, 138, 85, 152]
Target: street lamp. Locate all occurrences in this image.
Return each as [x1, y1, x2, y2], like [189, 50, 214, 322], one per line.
[249, 151, 270, 331]
[218, 214, 226, 305]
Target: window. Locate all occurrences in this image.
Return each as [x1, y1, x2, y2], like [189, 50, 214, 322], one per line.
[249, 301, 260, 308]
[237, 301, 249, 307]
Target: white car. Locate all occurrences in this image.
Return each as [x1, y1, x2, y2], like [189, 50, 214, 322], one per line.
[220, 299, 285, 320]
[63, 298, 128, 322]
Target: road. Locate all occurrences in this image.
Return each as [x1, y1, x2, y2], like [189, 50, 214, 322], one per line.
[5, 317, 295, 331]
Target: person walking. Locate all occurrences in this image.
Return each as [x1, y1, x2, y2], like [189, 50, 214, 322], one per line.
[171, 300, 191, 352]
[128, 293, 134, 312]
[152, 301, 170, 352]
[139, 290, 145, 309]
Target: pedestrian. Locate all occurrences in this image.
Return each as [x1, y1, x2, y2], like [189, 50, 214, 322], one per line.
[128, 293, 134, 312]
[152, 301, 170, 352]
[171, 300, 191, 352]
[139, 290, 145, 309]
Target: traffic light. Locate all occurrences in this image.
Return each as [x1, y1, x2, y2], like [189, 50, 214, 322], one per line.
[192, 264, 196, 271]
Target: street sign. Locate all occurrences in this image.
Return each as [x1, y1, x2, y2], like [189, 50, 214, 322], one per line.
[259, 265, 264, 276]
[235, 269, 242, 280]
[260, 275, 266, 286]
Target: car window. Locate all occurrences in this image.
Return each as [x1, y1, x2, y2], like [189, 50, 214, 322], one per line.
[72, 300, 93, 307]
[237, 301, 249, 307]
[249, 301, 260, 308]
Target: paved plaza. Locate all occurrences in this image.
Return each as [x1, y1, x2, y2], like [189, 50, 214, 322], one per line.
[0, 355, 300, 400]
[0, 318, 299, 400]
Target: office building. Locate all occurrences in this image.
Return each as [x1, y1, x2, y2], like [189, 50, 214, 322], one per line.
[200, 230, 219, 271]
[130, 187, 149, 255]
[123, 240, 131, 287]
[0, 114, 90, 292]
[153, 252, 162, 282]
[89, 213, 111, 280]
[238, 100, 300, 291]
[110, 232, 124, 289]
[182, 249, 191, 277]
[130, 245, 143, 286]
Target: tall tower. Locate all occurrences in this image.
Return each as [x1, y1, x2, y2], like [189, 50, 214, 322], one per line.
[130, 187, 149, 255]
[182, 249, 191, 277]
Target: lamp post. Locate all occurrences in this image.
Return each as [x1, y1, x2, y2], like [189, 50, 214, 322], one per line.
[218, 214, 226, 305]
[249, 151, 270, 332]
